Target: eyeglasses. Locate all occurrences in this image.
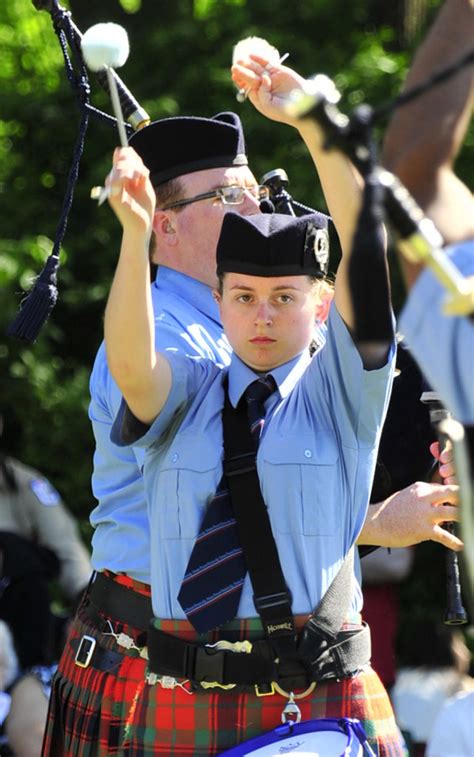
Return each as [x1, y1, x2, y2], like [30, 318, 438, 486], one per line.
[161, 184, 270, 211]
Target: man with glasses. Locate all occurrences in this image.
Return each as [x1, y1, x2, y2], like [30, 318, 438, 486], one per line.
[42, 111, 286, 755]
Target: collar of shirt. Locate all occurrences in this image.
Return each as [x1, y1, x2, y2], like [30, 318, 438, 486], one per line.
[153, 266, 221, 326]
[227, 349, 312, 408]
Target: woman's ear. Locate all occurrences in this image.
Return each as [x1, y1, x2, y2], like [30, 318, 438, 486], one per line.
[315, 288, 333, 326]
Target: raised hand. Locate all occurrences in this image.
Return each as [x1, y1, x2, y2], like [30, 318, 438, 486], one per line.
[231, 53, 307, 127]
[106, 147, 156, 238]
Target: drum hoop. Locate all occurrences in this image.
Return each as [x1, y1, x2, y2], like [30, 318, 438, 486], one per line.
[218, 717, 363, 755]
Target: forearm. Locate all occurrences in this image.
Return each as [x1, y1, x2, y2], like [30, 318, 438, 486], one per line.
[297, 119, 368, 330]
[358, 499, 403, 548]
[104, 146, 169, 423]
[104, 228, 158, 419]
[297, 119, 363, 259]
[382, 0, 474, 256]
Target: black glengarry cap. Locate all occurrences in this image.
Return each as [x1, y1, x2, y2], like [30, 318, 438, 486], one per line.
[216, 212, 329, 278]
[129, 112, 248, 186]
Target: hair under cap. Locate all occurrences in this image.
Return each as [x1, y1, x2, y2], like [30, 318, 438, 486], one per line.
[128, 112, 248, 186]
[216, 212, 330, 278]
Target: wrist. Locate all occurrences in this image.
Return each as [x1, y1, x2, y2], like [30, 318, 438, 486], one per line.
[121, 226, 153, 259]
[358, 503, 385, 546]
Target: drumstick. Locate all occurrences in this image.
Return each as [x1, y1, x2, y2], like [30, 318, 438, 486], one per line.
[81, 23, 130, 205]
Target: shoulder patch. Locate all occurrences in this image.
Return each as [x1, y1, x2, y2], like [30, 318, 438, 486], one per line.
[29, 478, 61, 507]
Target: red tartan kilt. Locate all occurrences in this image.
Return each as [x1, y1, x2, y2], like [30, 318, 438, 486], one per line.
[42, 574, 405, 756]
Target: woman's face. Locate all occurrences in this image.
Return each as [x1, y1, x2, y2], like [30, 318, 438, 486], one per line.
[215, 273, 319, 371]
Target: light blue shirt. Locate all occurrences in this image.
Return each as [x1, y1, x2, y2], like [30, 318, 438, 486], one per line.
[113, 305, 396, 618]
[88, 267, 231, 582]
[399, 240, 474, 424]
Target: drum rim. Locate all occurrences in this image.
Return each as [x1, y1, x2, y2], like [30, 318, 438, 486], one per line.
[220, 716, 361, 755]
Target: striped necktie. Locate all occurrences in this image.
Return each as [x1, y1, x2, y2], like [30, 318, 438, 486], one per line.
[177, 375, 276, 633]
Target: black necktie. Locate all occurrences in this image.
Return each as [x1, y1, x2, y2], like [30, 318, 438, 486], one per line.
[177, 376, 276, 633]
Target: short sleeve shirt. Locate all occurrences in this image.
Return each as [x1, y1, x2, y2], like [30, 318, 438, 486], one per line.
[399, 240, 474, 424]
[113, 304, 396, 618]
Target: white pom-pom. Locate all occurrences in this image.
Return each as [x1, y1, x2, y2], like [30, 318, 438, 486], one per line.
[232, 36, 280, 65]
[81, 23, 130, 71]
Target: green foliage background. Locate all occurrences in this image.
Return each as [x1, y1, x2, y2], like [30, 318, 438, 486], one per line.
[1, 0, 472, 653]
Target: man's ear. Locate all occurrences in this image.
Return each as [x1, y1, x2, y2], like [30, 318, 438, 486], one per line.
[152, 210, 178, 246]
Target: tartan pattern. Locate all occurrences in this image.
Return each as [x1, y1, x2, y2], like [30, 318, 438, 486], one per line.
[42, 575, 405, 756]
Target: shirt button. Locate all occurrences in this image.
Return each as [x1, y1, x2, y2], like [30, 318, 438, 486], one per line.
[304, 449, 312, 458]
[171, 453, 179, 463]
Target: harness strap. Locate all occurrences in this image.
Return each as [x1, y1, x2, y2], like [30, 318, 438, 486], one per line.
[222, 381, 358, 664]
[223, 386, 295, 657]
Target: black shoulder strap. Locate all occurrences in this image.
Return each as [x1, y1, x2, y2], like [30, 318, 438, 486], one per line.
[223, 387, 296, 657]
[222, 382, 356, 656]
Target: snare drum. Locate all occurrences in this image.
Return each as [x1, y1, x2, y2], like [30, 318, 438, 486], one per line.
[220, 717, 371, 756]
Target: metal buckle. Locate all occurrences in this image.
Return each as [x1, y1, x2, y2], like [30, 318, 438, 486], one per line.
[196, 639, 252, 690]
[273, 680, 316, 699]
[194, 645, 226, 684]
[255, 682, 275, 697]
[74, 635, 96, 668]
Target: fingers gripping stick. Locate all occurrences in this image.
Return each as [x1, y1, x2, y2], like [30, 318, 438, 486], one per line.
[232, 36, 289, 102]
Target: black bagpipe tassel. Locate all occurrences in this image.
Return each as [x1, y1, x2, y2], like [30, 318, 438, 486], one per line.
[6, 252, 60, 343]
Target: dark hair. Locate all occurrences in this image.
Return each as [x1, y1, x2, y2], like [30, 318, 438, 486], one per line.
[149, 177, 185, 267]
[155, 177, 185, 212]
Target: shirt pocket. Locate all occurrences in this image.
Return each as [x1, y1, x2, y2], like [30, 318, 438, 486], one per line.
[262, 433, 339, 536]
[158, 435, 221, 539]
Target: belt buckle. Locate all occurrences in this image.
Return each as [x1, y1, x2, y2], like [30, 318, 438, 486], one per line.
[198, 639, 252, 690]
[255, 682, 275, 697]
[74, 635, 96, 668]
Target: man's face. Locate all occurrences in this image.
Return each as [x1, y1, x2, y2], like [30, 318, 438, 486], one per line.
[156, 165, 262, 288]
[215, 273, 318, 371]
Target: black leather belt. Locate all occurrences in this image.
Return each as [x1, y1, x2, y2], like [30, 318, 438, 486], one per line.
[82, 571, 153, 632]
